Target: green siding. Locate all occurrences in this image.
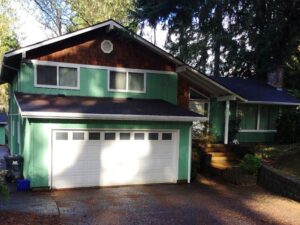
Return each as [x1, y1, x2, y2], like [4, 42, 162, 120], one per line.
[0, 126, 5, 144]
[209, 99, 225, 142]
[237, 132, 276, 143]
[20, 63, 178, 104]
[22, 119, 191, 188]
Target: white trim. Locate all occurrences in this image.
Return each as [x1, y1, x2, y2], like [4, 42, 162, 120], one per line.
[100, 40, 113, 54]
[217, 95, 237, 102]
[187, 126, 192, 183]
[30, 59, 177, 76]
[34, 62, 80, 90]
[107, 69, 147, 94]
[257, 105, 261, 130]
[239, 130, 277, 133]
[224, 100, 230, 144]
[243, 101, 300, 106]
[5, 20, 183, 65]
[20, 111, 205, 122]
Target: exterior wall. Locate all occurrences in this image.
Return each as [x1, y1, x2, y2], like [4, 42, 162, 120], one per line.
[0, 126, 5, 144]
[27, 30, 176, 72]
[209, 99, 225, 142]
[19, 63, 178, 104]
[237, 132, 276, 143]
[22, 119, 192, 188]
[9, 75, 22, 154]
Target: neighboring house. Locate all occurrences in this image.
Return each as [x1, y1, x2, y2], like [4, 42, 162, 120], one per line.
[0, 20, 299, 189]
[0, 113, 7, 145]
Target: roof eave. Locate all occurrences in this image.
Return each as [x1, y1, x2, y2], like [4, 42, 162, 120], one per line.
[242, 101, 300, 106]
[20, 111, 206, 122]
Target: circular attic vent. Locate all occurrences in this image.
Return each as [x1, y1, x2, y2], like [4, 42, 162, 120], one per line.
[100, 40, 113, 54]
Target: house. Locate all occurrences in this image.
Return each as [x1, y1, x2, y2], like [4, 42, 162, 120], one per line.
[0, 113, 7, 145]
[0, 20, 299, 189]
[177, 68, 300, 144]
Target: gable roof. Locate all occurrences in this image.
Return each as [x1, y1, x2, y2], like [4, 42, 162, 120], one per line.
[1, 19, 184, 83]
[212, 77, 300, 105]
[15, 93, 204, 122]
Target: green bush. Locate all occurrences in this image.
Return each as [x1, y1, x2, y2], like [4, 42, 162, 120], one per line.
[276, 110, 300, 144]
[240, 154, 261, 175]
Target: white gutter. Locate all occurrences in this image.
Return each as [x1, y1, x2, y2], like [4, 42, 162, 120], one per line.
[242, 101, 300, 106]
[20, 111, 207, 122]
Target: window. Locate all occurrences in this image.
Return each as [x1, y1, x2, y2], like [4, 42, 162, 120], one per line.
[73, 132, 84, 140]
[148, 133, 159, 140]
[109, 70, 145, 92]
[105, 133, 116, 140]
[56, 132, 68, 140]
[36, 64, 79, 89]
[134, 133, 144, 140]
[109, 71, 126, 90]
[128, 72, 144, 91]
[120, 133, 130, 140]
[162, 133, 172, 140]
[238, 104, 279, 131]
[89, 132, 100, 140]
[238, 104, 258, 130]
[259, 105, 279, 130]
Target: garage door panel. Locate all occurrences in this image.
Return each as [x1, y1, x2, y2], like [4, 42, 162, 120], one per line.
[52, 130, 178, 188]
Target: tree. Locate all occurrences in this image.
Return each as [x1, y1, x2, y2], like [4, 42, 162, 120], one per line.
[67, 0, 134, 29]
[132, 0, 300, 80]
[23, 0, 135, 37]
[0, 0, 19, 112]
[22, 0, 76, 36]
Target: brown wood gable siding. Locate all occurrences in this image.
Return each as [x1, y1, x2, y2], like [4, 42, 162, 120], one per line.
[30, 31, 176, 72]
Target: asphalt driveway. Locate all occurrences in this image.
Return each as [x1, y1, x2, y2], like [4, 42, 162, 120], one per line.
[1, 177, 300, 225]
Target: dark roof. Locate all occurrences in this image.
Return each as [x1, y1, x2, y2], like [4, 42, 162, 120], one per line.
[211, 77, 300, 105]
[0, 113, 7, 124]
[15, 93, 201, 121]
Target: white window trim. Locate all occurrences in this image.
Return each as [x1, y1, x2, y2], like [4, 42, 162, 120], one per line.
[188, 88, 210, 119]
[107, 69, 147, 93]
[238, 104, 278, 133]
[30, 59, 177, 76]
[34, 61, 80, 90]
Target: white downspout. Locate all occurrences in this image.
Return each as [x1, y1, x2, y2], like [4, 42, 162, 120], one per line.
[224, 100, 230, 144]
[187, 125, 192, 183]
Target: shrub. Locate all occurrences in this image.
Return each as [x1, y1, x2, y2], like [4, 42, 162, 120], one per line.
[240, 154, 261, 175]
[276, 110, 300, 144]
[198, 121, 215, 145]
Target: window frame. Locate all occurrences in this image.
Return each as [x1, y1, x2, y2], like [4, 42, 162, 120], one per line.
[238, 104, 278, 132]
[108, 69, 146, 93]
[34, 62, 80, 90]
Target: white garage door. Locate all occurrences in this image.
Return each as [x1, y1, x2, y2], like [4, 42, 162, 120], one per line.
[51, 130, 179, 189]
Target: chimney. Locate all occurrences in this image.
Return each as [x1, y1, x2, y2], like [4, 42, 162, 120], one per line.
[267, 66, 283, 91]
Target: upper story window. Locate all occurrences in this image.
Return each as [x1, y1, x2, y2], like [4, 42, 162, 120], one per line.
[109, 70, 145, 93]
[36, 64, 79, 89]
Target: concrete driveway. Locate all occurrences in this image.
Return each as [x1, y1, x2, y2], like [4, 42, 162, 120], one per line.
[1, 177, 300, 225]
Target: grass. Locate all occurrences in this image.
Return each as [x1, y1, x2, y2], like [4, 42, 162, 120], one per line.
[257, 143, 300, 179]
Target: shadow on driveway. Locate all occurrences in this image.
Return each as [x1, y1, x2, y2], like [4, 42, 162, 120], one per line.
[1, 178, 300, 225]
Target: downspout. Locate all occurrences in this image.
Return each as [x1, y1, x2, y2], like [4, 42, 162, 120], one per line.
[224, 100, 230, 144]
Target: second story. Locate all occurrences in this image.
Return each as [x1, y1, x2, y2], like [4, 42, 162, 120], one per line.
[2, 20, 183, 104]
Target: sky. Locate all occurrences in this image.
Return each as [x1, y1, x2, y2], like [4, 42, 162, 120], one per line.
[12, 2, 167, 49]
